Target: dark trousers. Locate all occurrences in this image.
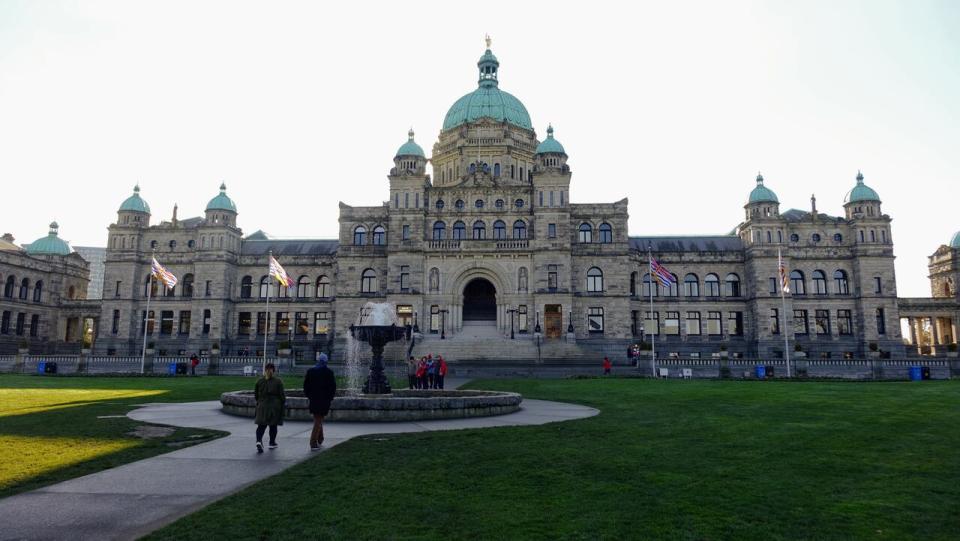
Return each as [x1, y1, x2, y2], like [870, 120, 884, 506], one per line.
[427, 374, 434, 388]
[437, 375, 444, 389]
[408, 375, 416, 389]
[256, 424, 278, 444]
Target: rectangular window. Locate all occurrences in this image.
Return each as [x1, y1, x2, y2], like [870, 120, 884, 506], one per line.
[549, 191, 555, 207]
[404, 192, 409, 208]
[0, 311, 9, 334]
[770, 308, 780, 335]
[876, 308, 886, 335]
[707, 311, 722, 335]
[314, 312, 329, 335]
[430, 305, 440, 333]
[815, 309, 830, 335]
[793, 309, 809, 335]
[141, 310, 155, 335]
[178, 311, 191, 335]
[548, 265, 558, 291]
[112, 310, 120, 334]
[115, 281, 122, 297]
[664, 311, 680, 335]
[30, 314, 39, 337]
[686, 312, 701, 335]
[275, 312, 289, 336]
[837, 309, 853, 335]
[539, 191, 543, 207]
[205, 280, 212, 296]
[257, 312, 268, 335]
[394, 193, 398, 209]
[588, 307, 604, 333]
[295, 312, 309, 335]
[644, 311, 659, 335]
[728, 311, 743, 336]
[396, 305, 413, 327]
[160, 310, 174, 335]
[202, 309, 211, 335]
[238, 312, 252, 336]
[518, 305, 528, 333]
[400, 265, 410, 292]
[415, 193, 420, 208]
[560, 191, 564, 205]
[15, 313, 25, 336]
[548, 223, 556, 238]
[874, 277, 882, 294]
[402, 224, 410, 240]
[769, 277, 778, 295]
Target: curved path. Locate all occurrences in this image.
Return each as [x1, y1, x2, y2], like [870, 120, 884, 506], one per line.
[0, 392, 597, 541]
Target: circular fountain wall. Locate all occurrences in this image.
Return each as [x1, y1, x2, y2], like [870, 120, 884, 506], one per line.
[220, 389, 523, 422]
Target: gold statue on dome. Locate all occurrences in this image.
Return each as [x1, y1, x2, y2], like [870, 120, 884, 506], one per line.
[485, 34, 491, 49]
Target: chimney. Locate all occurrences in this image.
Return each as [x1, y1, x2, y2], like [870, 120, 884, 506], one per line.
[172, 204, 178, 225]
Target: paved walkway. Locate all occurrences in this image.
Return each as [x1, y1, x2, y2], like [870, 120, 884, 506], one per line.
[0, 384, 597, 541]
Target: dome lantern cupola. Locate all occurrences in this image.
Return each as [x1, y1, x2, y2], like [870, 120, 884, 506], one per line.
[392, 128, 427, 176]
[442, 37, 532, 131]
[478, 34, 499, 88]
[745, 172, 780, 220]
[843, 170, 882, 219]
[535, 124, 569, 170]
[26, 221, 72, 256]
[117, 184, 151, 226]
[205, 182, 238, 226]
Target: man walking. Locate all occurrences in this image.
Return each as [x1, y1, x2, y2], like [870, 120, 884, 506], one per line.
[303, 353, 337, 451]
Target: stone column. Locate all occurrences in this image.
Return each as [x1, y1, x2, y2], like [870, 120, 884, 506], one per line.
[908, 317, 918, 351]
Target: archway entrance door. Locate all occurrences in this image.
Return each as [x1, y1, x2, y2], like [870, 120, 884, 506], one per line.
[545, 304, 563, 338]
[463, 278, 496, 322]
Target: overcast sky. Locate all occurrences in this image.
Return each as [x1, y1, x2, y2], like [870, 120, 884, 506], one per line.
[1, 1, 957, 296]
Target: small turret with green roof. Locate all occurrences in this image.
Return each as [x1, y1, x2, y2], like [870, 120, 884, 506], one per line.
[536, 125, 566, 155]
[843, 171, 883, 220]
[26, 221, 72, 256]
[206, 183, 237, 213]
[844, 170, 881, 203]
[396, 129, 425, 158]
[119, 184, 151, 214]
[949, 231, 960, 249]
[748, 173, 779, 204]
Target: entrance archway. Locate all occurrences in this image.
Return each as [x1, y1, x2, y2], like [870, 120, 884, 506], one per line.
[462, 278, 496, 321]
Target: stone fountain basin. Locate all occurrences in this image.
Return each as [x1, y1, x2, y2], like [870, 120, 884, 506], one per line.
[220, 389, 523, 422]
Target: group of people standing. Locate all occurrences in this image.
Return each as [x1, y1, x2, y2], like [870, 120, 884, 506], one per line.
[253, 353, 336, 454]
[407, 355, 448, 390]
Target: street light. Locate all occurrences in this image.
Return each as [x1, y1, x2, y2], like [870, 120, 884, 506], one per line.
[507, 308, 517, 339]
[439, 309, 449, 339]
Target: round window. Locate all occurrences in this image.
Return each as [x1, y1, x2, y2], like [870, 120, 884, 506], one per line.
[495, 199, 505, 209]
[168, 240, 176, 250]
[187, 240, 195, 249]
[455, 200, 465, 210]
[435, 199, 445, 210]
[150, 240, 158, 249]
[475, 199, 484, 209]
[790, 234, 799, 243]
[812, 233, 821, 242]
[833, 233, 842, 242]
[515, 199, 524, 208]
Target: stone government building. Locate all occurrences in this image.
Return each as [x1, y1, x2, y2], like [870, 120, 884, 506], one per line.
[3, 43, 960, 363]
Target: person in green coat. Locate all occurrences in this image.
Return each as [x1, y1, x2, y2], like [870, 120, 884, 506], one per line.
[254, 362, 285, 453]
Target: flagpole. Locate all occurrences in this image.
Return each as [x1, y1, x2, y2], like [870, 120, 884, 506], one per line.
[780, 248, 791, 378]
[263, 251, 272, 373]
[648, 245, 656, 378]
[141, 252, 155, 375]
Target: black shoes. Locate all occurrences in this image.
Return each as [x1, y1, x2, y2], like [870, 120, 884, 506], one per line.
[268, 442, 278, 449]
[256, 442, 263, 454]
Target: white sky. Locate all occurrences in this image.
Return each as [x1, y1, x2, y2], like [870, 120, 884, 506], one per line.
[1, 1, 957, 297]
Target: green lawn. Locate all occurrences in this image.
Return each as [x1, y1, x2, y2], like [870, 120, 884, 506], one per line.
[0, 374, 260, 498]
[147, 379, 960, 541]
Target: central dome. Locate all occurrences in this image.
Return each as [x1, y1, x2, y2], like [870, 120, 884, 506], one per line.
[442, 45, 532, 131]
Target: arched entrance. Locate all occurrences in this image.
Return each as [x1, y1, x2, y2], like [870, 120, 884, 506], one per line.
[462, 278, 496, 321]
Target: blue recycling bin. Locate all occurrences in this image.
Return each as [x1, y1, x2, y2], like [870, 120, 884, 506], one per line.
[36, 361, 46, 375]
[755, 365, 766, 379]
[168, 362, 178, 375]
[909, 366, 922, 381]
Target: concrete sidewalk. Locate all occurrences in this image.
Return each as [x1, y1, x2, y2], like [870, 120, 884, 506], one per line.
[0, 390, 597, 541]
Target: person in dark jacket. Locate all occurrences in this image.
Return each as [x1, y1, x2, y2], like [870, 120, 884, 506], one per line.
[254, 363, 285, 453]
[303, 353, 337, 451]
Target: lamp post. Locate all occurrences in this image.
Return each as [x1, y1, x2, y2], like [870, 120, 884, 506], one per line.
[567, 310, 574, 334]
[507, 308, 517, 339]
[439, 309, 448, 339]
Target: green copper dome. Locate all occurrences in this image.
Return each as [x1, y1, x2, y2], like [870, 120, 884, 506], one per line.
[536, 125, 566, 154]
[119, 185, 151, 214]
[396, 129, 425, 157]
[950, 231, 960, 249]
[26, 222, 72, 256]
[748, 173, 779, 204]
[206, 183, 237, 213]
[442, 45, 532, 131]
[844, 171, 880, 203]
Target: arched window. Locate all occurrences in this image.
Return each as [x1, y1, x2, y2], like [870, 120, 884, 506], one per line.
[372, 226, 386, 245]
[725, 273, 741, 297]
[630, 272, 637, 296]
[790, 270, 805, 295]
[494, 163, 501, 176]
[67, 285, 76, 299]
[240, 276, 252, 298]
[834, 270, 850, 295]
[144, 275, 158, 298]
[833, 233, 843, 242]
[790, 233, 799, 243]
[766, 231, 772, 243]
[452, 221, 466, 240]
[586, 267, 604, 292]
[683, 274, 700, 297]
[353, 225, 367, 245]
[455, 199, 465, 210]
[316, 275, 331, 298]
[360, 269, 377, 293]
[432, 221, 446, 240]
[493, 220, 506, 239]
[518, 267, 528, 292]
[19, 278, 29, 300]
[473, 221, 486, 239]
[3, 276, 13, 298]
[704, 273, 720, 297]
[642, 273, 659, 297]
[578, 223, 592, 243]
[513, 220, 527, 239]
[259, 276, 270, 298]
[33, 280, 43, 302]
[812, 270, 827, 295]
[297, 276, 310, 298]
[436, 199, 445, 210]
[181, 274, 194, 297]
[598, 223, 612, 243]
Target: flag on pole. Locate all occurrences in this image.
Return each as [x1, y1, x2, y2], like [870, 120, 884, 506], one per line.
[650, 257, 677, 288]
[778, 248, 790, 294]
[151, 257, 178, 289]
[268, 255, 293, 288]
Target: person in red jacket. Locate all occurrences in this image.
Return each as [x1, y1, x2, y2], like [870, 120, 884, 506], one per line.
[415, 357, 427, 390]
[602, 356, 612, 376]
[437, 356, 448, 389]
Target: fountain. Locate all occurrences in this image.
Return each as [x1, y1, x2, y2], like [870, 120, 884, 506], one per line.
[220, 301, 524, 422]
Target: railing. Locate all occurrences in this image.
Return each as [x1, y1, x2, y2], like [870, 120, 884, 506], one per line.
[426, 239, 530, 251]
